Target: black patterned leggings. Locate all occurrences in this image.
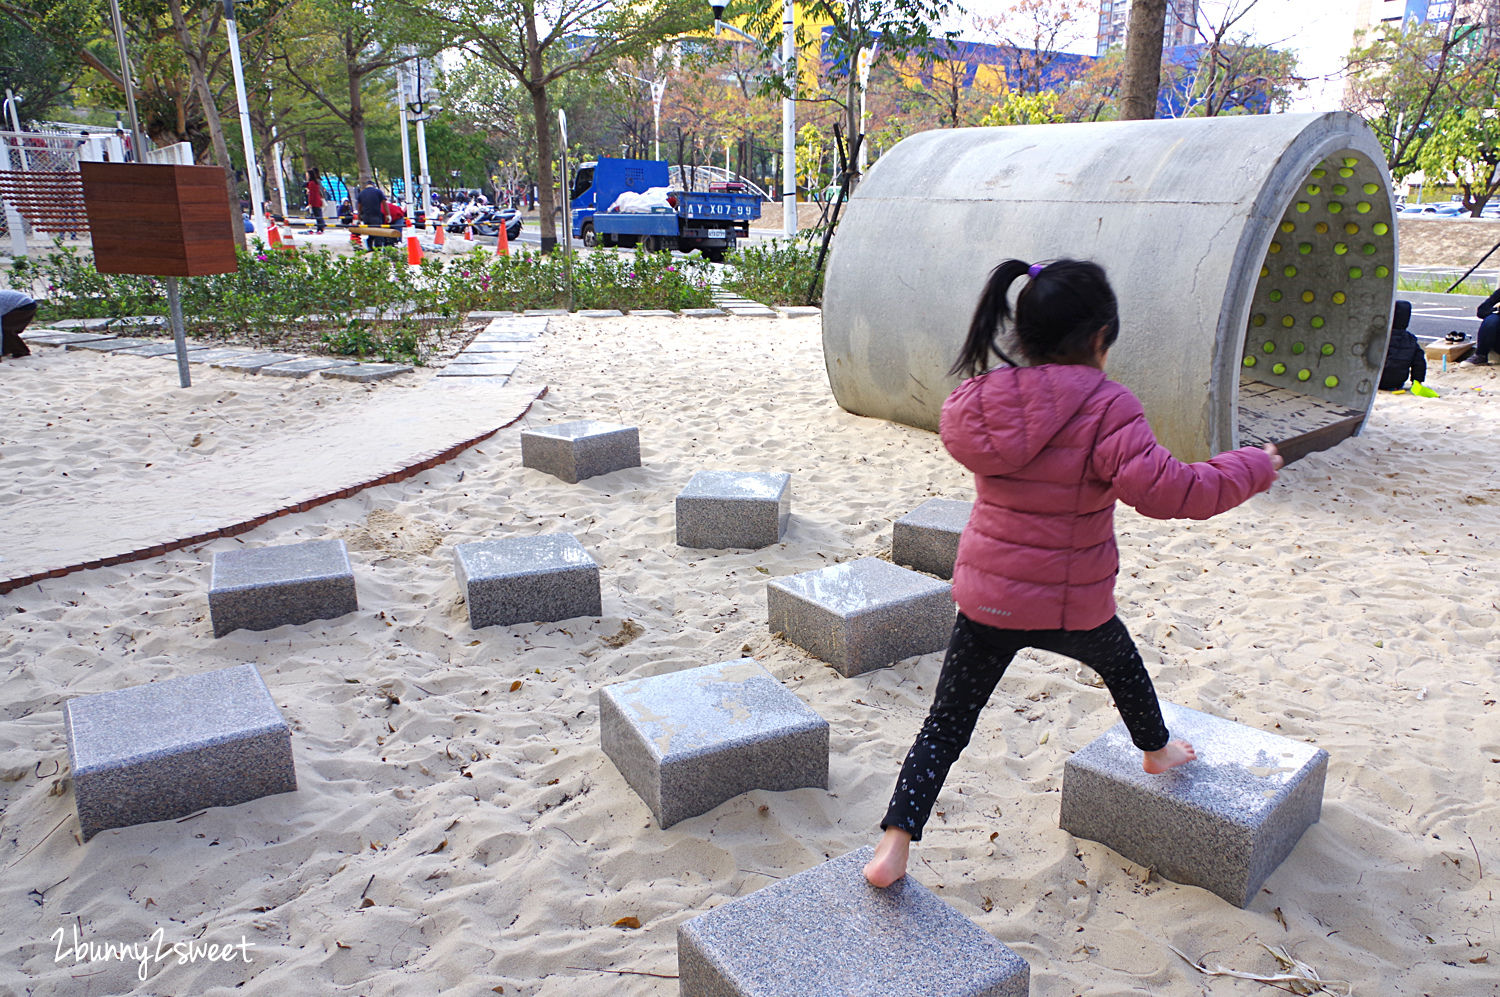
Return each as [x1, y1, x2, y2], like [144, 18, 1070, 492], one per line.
[881, 611, 1170, 840]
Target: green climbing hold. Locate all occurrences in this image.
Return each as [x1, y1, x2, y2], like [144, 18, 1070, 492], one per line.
[1328, 201, 1344, 213]
[1362, 182, 1379, 195]
[1373, 222, 1389, 235]
[1349, 267, 1363, 279]
[1291, 342, 1306, 354]
[1321, 343, 1335, 355]
[1297, 368, 1312, 381]
[1296, 202, 1311, 213]
[1376, 265, 1390, 278]
[1356, 202, 1372, 214]
[1299, 243, 1313, 255]
[1269, 289, 1283, 302]
[1333, 183, 1348, 196]
[1273, 362, 1287, 375]
[1334, 243, 1349, 255]
[1244, 355, 1257, 367]
[1263, 341, 1277, 353]
[1324, 375, 1339, 388]
[1311, 316, 1325, 329]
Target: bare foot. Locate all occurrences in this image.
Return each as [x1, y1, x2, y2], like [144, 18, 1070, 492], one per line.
[863, 827, 913, 888]
[1143, 738, 1197, 774]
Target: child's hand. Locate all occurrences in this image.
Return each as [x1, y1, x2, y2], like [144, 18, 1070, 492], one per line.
[1263, 443, 1284, 472]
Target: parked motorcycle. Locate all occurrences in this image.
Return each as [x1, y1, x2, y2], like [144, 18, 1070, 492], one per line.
[445, 204, 522, 242]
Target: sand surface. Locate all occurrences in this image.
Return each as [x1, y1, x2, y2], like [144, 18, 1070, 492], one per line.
[1, 315, 1497, 996]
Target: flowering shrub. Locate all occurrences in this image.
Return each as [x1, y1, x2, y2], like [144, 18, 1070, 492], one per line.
[722, 236, 827, 306]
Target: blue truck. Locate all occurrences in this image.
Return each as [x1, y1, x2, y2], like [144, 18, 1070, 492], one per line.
[569, 157, 761, 262]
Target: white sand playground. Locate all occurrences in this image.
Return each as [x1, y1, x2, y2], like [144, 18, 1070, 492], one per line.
[0, 315, 1496, 995]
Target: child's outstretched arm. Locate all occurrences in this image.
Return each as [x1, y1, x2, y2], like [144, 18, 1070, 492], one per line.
[1091, 390, 1279, 519]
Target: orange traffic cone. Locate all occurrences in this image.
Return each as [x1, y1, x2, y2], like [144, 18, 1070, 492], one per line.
[406, 231, 423, 266]
[281, 225, 296, 250]
[267, 221, 283, 249]
[464, 224, 473, 242]
[434, 222, 446, 247]
[495, 218, 509, 257]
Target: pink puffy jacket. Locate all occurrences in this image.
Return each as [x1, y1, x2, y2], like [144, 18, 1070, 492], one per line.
[940, 364, 1277, 631]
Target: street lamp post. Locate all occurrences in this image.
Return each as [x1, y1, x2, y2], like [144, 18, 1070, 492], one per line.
[618, 71, 667, 161]
[710, 1, 796, 238]
[223, 0, 264, 235]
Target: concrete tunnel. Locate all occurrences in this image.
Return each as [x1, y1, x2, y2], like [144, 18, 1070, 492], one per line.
[821, 111, 1398, 463]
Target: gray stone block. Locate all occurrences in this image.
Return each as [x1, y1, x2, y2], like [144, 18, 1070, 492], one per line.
[680, 308, 727, 318]
[320, 363, 413, 382]
[21, 330, 115, 346]
[50, 318, 116, 331]
[112, 341, 213, 357]
[1059, 702, 1328, 908]
[459, 341, 533, 353]
[776, 306, 822, 319]
[676, 471, 790, 550]
[454, 534, 601, 629]
[188, 348, 258, 365]
[892, 498, 973, 579]
[209, 538, 358, 638]
[521, 420, 641, 484]
[211, 352, 302, 372]
[64, 663, 297, 841]
[437, 361, 520, 378]
[628, 309, 678, 317]
[678, 847, 1029, 997]
[767, 558, 953, 677]
[577, 309, 625, 318]
[723, 305, 777, 317]
[70, 337, 157, 352]
[600, 658, 828, 828]
[259, 358, 358, 378]
[522, 308, 568, 316]
[467, 310, 516, 319]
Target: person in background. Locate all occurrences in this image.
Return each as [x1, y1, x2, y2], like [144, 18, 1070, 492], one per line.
[1464, 286, 1500, 366]
[1379, 300, 1427, 390]
[0, 288, 36, 359]
[356, 179, 386, 250]
[306, 169, 326, 234]
[382, 198, 406, 248]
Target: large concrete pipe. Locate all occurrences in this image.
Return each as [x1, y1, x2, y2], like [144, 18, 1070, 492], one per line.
[822, 112, 1397, 462]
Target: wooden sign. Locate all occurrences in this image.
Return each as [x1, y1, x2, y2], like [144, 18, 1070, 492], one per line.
[80, 162, 238, 277]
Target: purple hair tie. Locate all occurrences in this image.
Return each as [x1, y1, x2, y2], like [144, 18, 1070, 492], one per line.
[1027, 263, 1045, 278]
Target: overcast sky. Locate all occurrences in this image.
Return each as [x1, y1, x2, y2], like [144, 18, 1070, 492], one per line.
[949, 0, 1365, 110]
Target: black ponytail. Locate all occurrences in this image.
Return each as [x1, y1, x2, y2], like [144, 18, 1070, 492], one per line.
[950, 257, 1121, 379]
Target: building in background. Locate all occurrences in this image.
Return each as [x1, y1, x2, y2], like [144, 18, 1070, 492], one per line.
[1357, 0, 1499, 51]
[1096, 0, 1201, 56]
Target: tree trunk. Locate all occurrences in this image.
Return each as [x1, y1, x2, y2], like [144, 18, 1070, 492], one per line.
[1120, 0, 1168, 121]
[526, 10, 558, 252]
[344, 34, 372, 180]
[166, 0, 246, 250]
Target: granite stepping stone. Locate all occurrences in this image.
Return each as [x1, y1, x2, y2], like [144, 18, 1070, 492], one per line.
[64, 663, 297, 841]
[321, 363, 413, 382]
[776, 306, 822, 318]
[676, 471, 790, 550]
[437, 361, 520, 378]
[113, 341, 212, 357]
[521, 420, 641, 484]
[49, 317, 116, 331]
[66, 337, 147, 352]
[678, 847, 1029, 996]
[680, 308, 726, 318]
[576, 309, 625, 318]
[20, 330, 115, 346]
[211, 352, 303, 372]
[259, 357, 359, 378]
[1060, 702, 1329, 908]
[454, 534, 601, 629]
[600, 658, 828, 828]
[459, 341, 533, 353]
[892, 498, 973, 580]
[188, 348, 259, 364]
[767, 558, 953, 677]
[628, 309, 678, 317]
[209, 538, 358, 638]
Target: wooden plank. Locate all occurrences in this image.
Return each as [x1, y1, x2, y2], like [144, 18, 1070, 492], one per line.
[1423, 339, 1474, 363]
[1237, 378, 1366, 464]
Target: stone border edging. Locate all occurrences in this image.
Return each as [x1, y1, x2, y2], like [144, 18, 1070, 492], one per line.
[0, 387, 547, 595]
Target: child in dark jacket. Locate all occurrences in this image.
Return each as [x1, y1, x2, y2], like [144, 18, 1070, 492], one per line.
[1380, 300, 1426, 390]
[1466, 287, 1500, 366]
[864, 258, 1282, 888]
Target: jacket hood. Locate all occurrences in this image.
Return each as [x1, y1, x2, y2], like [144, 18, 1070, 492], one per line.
[941, 364, 1109, 476]
[1392, 299, 1411, 331]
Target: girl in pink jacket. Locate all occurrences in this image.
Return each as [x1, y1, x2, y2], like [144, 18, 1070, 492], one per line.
[864, 258, 1282, 888]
